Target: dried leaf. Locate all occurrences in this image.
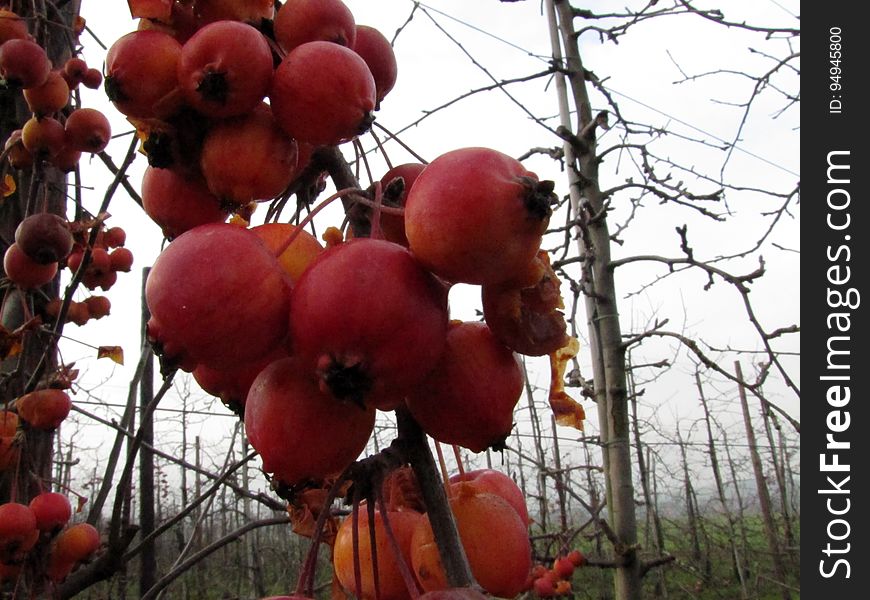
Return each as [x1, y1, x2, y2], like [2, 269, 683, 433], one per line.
[1, 174, 16, 197]
[288, 486, 340, 545]
[0, 317, 42, 361]
[49, 363, 80, 389]
[548, 336, 585, 430]
[97, 346, 124, 365]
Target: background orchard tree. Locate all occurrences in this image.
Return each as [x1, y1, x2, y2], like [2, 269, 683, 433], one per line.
[1, 1, 798, 599]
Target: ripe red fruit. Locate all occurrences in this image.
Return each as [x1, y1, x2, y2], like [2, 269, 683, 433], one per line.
[199, 103, 298, 204]
[14, 213, 73, 265]
[109, 247, 134, 272]
[15, 388, 72, 430]
[83, 295, 111, 319]
[0, 503, 38, 564]
[273, 0, 356, 52]
[23, 70, 70, 116]
[0, 9, 28, 45]
[81, 68, 103, 89]
[195, 0, 275, 24]
[333, 506, 423, 600]
[66, 301, 91, 326]
[352, 25, 397, 105]
[552, 556, 575, 580]
[145, 223, 292, 370]
[141, 166, 228, 239]
[405, 147, 555, 285]
[0, 39, 51, 88]
[411, 484, 531, 598]
[566, 549, 586, 567]
[63, 57, 88, 84]
[192, 346, 286, 414]
[178, 20, 273, 118]
[21, 115, 66, 158]
[4, 243, 58, 289]
[371, 163, 425, 246]
[104, 226, 127, 248]
[533, 576, 557, 598]
[244, 357, 376, 485]
[406, 321, 523, 453]
[105, 30, 183, 119]
[52, 144, 82, 172]
[270, 41, 376, 146]
[64, 108, 112, 153]
[289, 238, 448, 410]
[0, 412, 18, 437]
[448, 468, 529, 525]
[53, 522, 100, 562]
[29, 492, 72, 533]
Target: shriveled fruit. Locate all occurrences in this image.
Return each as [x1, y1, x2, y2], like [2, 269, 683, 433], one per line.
[405, 147, 555, 285]
[352, 25, 397, 105]
[333, 506, 423, 600]
[105, 29, 183, 119]
[199, 103, 298, 204]
[270, 41, 376, 146]
[15, 388, 72, 430]
[406, 321, 523, 452]
[178, 20, 273, 118]
[481, 251, 569, 356]
[15, 213, 73, 265]
[411, 484, 531, 598]
[244, 357, 375, 485]
[141, 166, 228, 239]
[289, 238, 448, 410]
[4, 243, 58, 289]
[145, 223, 292, 370]
[273, 0, 356, 52]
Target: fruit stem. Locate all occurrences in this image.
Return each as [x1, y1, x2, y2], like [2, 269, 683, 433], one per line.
[274, 186, 361, 257]
[452, 445, 466, 478]
[294, 473, 348, 596]
[376, 488, 422, 600]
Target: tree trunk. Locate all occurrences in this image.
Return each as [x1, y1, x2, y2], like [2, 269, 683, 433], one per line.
[546, 2, 641, 597]
[736, 361, 791, 600]
[139, 268, 157, 596]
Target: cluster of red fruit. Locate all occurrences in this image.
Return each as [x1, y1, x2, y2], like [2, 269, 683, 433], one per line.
[0, 495, 100, 585]
[529, 550, 587, 597]
[115, 0, 397, 238]
[1, 8, 110, 172]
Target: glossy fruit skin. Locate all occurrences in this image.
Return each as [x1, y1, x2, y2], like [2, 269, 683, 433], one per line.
[411, 485, 532, 598]
[105, 30, 183, 119]
[15, 213, 73, 265]
[405, 147, 553, 286]
[178, 20, 273, 118]
[273, 0, 356, 53]
[145, 223, 292, 370]
[270, 41, 376, 146]
[352, 25, 397, 105]
[244, 357, 376, 485]
[4, 243, 58, 289]
[141, 166, 228, 239]
[374, 163, 426, 246]
[192, 346, 287, 414]
[289, 238, 448, 410]
[0, 503, 38, 564]
[29, 492, 72, 533]
[333, 507, 423, 600]
[200, 103, 298, 204]
[405, 321, 523, 453]
[448, 468, 529, 525]
[0, 39, 51, 88]
[250, 222, 323, 283]
[64, 108, 112, 153]
[15, 389, 72, 430]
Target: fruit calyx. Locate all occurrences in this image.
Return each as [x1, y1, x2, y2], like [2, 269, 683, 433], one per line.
[356, 111, 376, 137]
[520, 176, 557, 222]
[196, 69, 229, 105]
[316, 353, 373, 408]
